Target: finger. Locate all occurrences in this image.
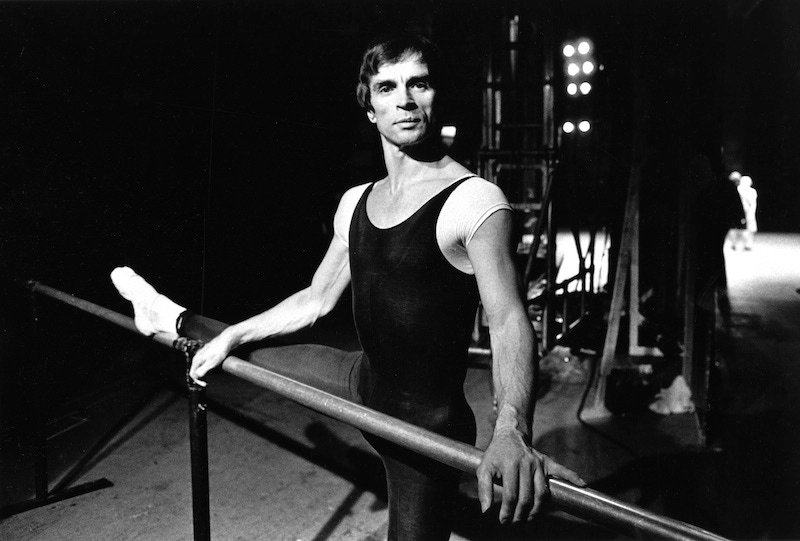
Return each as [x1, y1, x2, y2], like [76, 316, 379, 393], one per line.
[548, 462, 586, 486]
[190, 355, 203, 378]
[188, 368, 207, 386]
[194, 350, 217, 379]
[476, 467, 494, 513]
[190, 356, 209, 386]
[195, 358, 211, 378]
[499, 465, 519, 524]
[513, 459, 534, 522]
[529, 464, 548, 519]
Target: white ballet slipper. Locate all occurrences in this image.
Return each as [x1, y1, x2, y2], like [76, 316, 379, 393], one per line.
[110, 266, 185, 336]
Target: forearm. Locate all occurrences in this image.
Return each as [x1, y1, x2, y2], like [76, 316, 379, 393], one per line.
[490, 312, 537, 441]
[219, 286, 328, 348]
[470, 211, 586, 519]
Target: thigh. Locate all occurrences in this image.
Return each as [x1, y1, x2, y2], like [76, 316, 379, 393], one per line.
[249, 345, 364, 404]
[178, 312, 228, 342]
[369, 435, 461, 541]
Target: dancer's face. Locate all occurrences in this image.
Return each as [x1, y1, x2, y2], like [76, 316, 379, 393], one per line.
[366, 54, 437, 150]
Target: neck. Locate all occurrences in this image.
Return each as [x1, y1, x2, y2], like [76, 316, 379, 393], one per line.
[381, 138, 451, 190]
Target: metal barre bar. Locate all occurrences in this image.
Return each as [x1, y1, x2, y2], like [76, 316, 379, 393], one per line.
[27, 281, 729, 541]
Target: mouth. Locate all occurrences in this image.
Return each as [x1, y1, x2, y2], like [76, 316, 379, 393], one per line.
[395, 118, 421, 125]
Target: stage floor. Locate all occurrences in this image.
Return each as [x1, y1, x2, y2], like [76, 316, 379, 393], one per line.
[2, 232, 799, 540]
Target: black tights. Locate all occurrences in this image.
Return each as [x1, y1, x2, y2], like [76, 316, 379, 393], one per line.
[178, 311, 466, 541]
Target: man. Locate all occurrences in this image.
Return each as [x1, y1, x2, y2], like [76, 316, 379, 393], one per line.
[736, 175, 758, 250]
[113, 33, 583, 541]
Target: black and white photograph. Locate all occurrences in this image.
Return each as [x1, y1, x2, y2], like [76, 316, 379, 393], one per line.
[1, 1, 799, 539]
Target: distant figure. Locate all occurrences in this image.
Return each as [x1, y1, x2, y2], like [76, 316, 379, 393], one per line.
[725, 171, 745, 248]
[733, 175, 758, 250]
[696, 168, 742, 310]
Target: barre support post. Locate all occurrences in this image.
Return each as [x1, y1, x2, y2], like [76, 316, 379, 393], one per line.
[175, 338, 211, 541]
[0, 282, 114, 519]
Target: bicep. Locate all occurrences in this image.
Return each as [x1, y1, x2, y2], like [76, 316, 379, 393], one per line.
[466, 210, 525, 324]
[309, 235, 351, 310]
[308, 186, 364, 307]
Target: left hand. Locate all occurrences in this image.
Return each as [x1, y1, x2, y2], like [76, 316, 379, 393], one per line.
[477, 428, 586, 523]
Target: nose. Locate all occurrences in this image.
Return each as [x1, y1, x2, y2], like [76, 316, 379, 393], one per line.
[397, 87, 417, 110]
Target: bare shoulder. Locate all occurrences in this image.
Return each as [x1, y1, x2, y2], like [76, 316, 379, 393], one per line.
[440, 155, 472, 176]
[341, 181, 373, 201]
[336, 182, 372, 213]
[332, 182, 374, 244]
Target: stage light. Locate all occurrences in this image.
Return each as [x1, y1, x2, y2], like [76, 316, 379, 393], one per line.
[440, 125, 456, 138]
[561, 37, 597, 130]
[440, 125, 456, 147]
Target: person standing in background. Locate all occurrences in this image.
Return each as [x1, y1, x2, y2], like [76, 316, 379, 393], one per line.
[736, 175, 758, 250]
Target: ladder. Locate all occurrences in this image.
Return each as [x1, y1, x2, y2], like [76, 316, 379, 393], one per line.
[478, 7, 559, 351]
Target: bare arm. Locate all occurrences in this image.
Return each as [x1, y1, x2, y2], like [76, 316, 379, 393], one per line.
[220, 236, 350, 345]
[468, 211, 584, 523]
[189, 234, 351, 383]
[470, 212, 536, 436]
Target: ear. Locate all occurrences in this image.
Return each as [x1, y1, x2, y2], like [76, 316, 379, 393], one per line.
[366, 109, 377, 124]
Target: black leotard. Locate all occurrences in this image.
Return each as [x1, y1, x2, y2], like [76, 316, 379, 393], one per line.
[349, 177, 479, 443]
[348, 177, 482, 540]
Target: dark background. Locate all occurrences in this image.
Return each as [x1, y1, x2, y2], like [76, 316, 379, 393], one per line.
[2, 0, 798, 513]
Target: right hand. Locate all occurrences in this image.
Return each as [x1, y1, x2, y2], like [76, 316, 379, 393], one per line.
[189, 331, 237, 386]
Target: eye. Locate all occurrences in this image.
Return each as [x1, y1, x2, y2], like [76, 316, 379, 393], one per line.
[377, 84, 392, 94]
[411, 81, 429, 90]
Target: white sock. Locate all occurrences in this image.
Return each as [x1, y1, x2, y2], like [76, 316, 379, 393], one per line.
[110, 266, 185, 336]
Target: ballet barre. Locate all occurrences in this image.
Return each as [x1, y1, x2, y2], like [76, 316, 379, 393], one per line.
[26, 280, 729, 541]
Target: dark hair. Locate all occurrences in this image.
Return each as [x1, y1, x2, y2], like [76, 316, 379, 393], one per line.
[356, 33, 443, 111]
